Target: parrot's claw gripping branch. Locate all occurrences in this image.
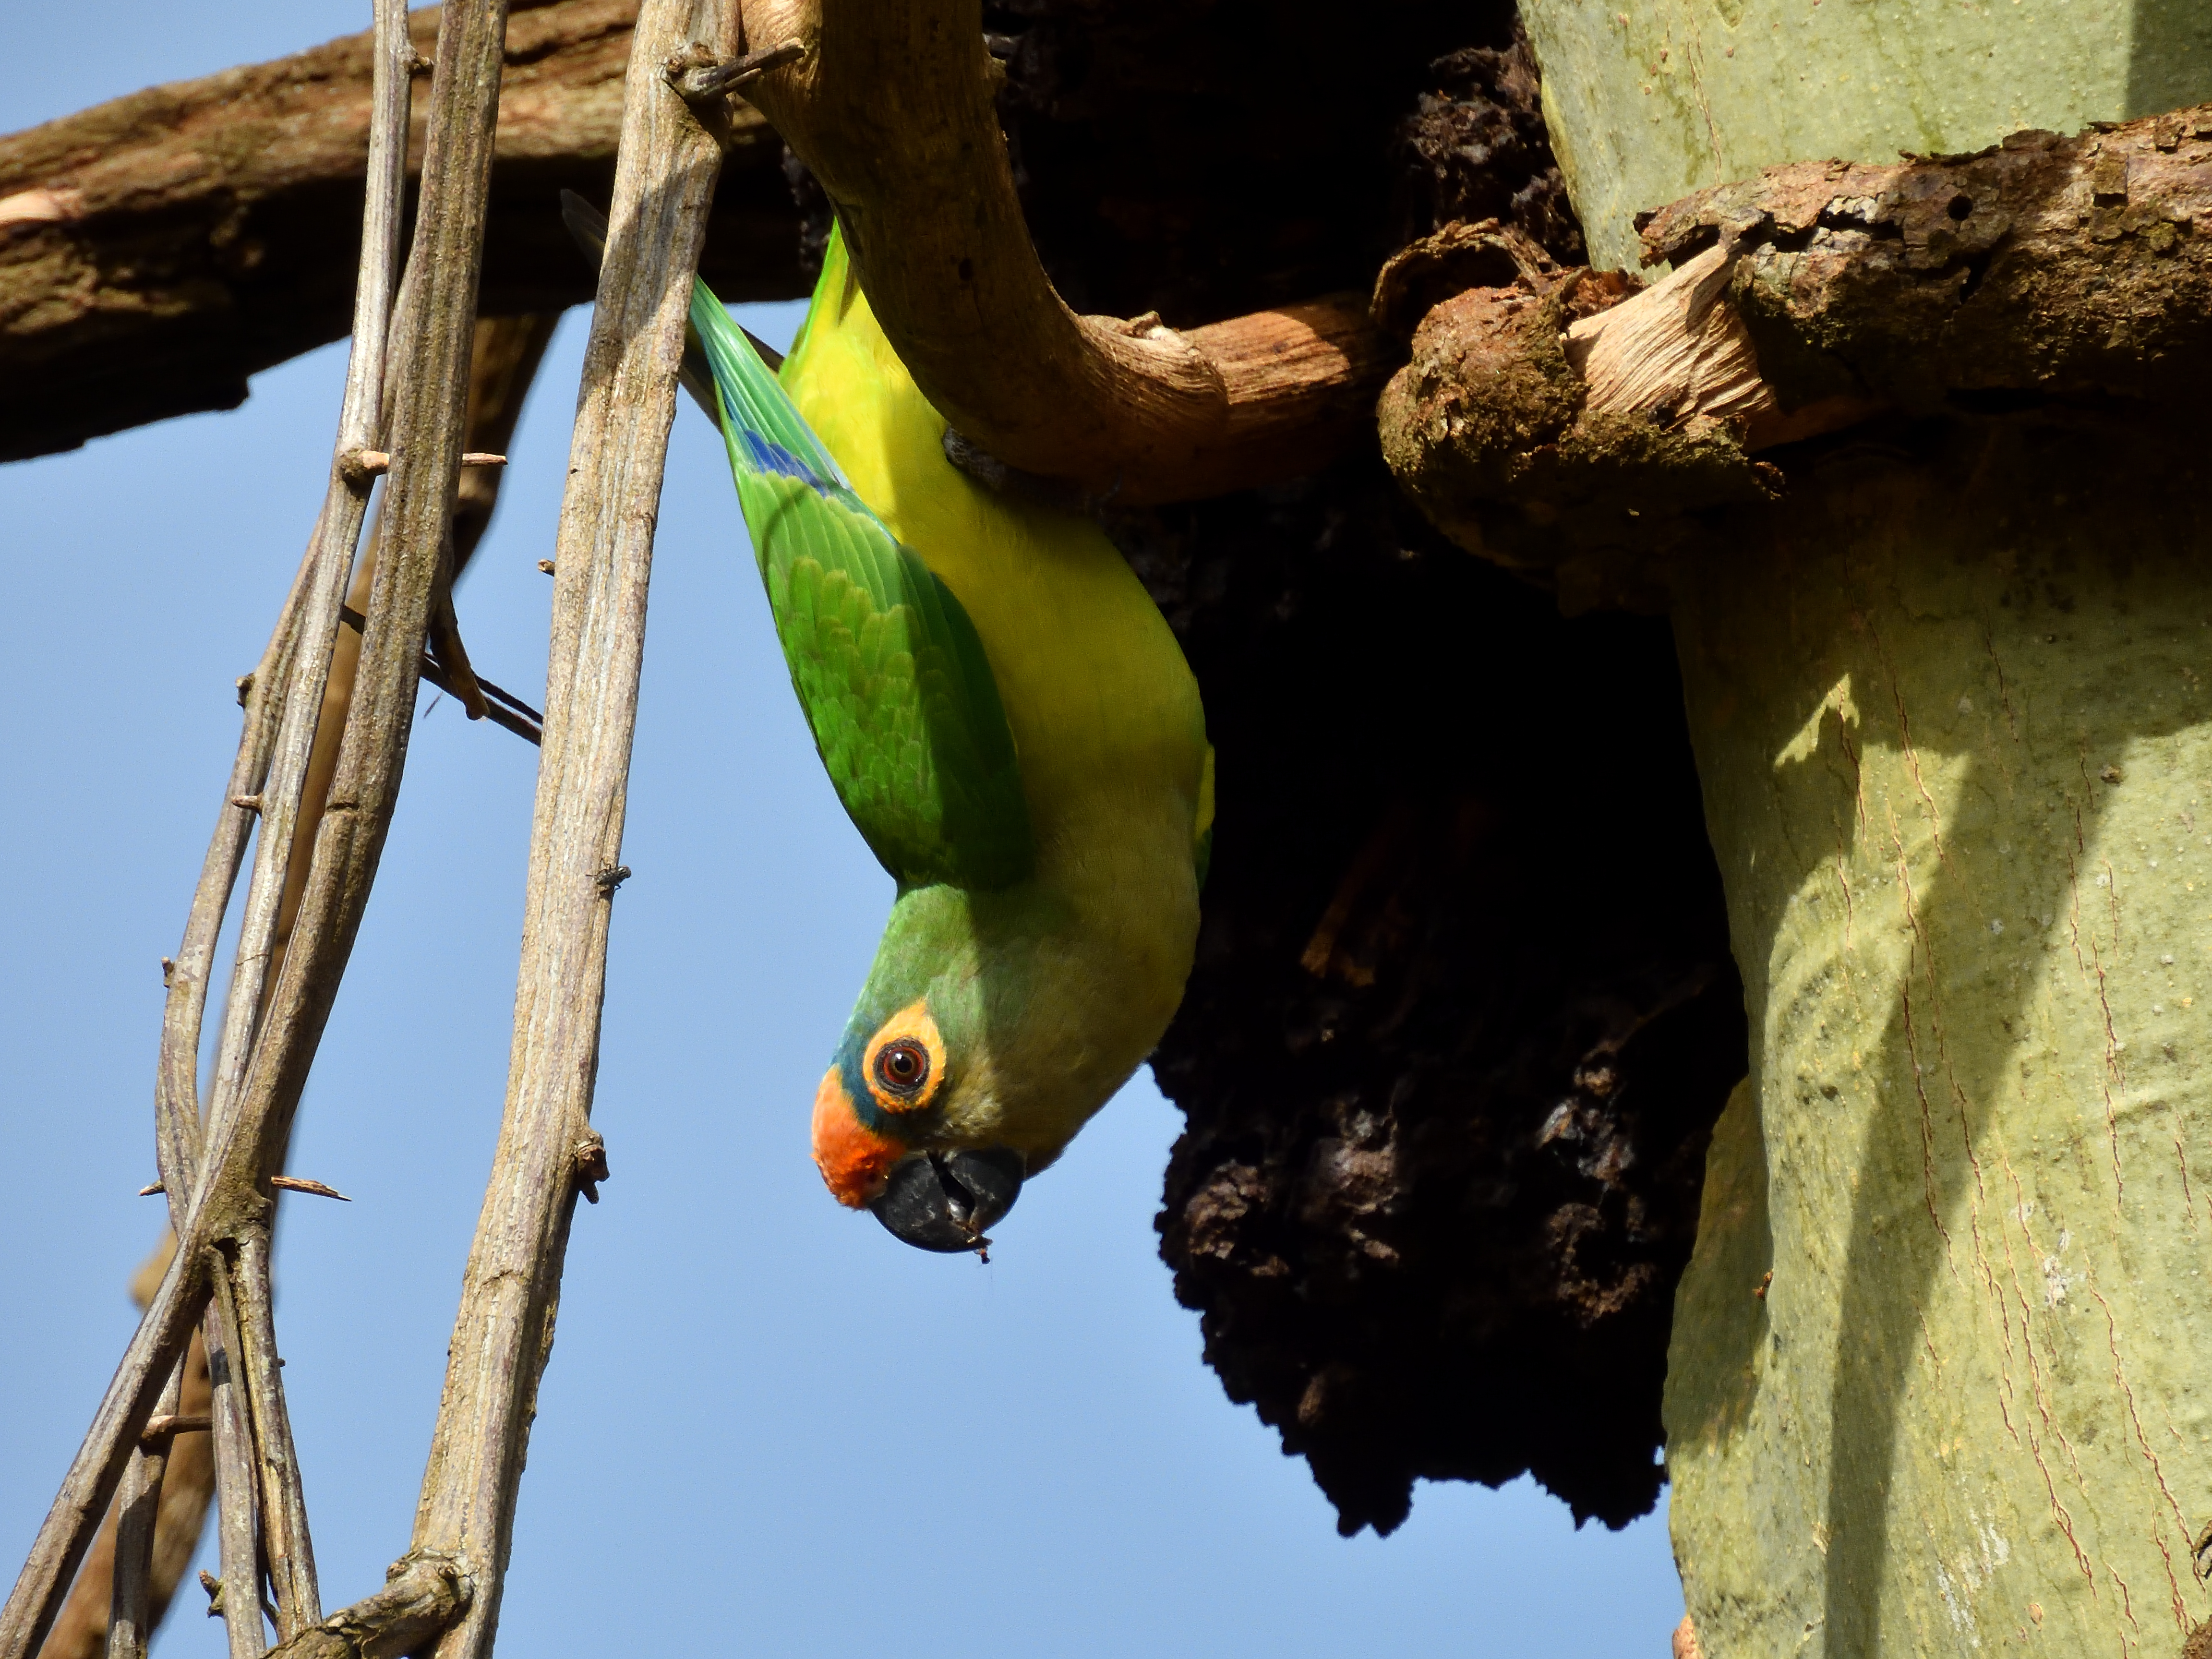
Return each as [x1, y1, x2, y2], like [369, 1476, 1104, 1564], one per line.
[733, 0, 1396, 505]
[666, 36, 805, 102]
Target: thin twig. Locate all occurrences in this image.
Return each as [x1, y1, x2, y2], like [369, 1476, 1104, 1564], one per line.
[61, 312, 553, 1659]
[101, 1358, 181, 1659]
[207, 0, 518, 1261]
[267, 1177, 351, 1202]
[199, 0, 420, 1645]
[346, 451, 507, 475]
[198, 0, 413, 1188]
[81, 102, 556, 1659]
[232, 1227, 318, 1641]
[267, 313, 559, 1019]
[336, 606, 543, 745]
[163, 28, 524, 1654]
[149, 551, 325, 1223]
[200, 1270, 261, 1659]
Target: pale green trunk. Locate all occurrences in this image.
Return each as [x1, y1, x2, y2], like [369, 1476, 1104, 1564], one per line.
[1660, 436, 2212, 1655]
[1521, 0, 2212, 271]
[1507, 9, 2212, 1651]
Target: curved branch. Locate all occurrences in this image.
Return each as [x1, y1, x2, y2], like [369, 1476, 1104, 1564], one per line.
[734, 0, 1395, 504]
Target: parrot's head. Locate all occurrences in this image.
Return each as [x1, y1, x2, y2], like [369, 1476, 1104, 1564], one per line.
[808, 880, 1156, 1254]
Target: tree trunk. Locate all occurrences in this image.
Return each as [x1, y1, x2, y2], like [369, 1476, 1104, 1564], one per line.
[1662, 421, 2212, 1655]
[1436, 7, 2212, 1645]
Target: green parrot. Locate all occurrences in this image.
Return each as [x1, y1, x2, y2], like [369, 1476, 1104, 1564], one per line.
[690, 227, 1214, 1253]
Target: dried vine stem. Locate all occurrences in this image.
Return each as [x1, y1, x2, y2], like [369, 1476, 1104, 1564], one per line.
[200, 0, 421, 1648]
[733, 0, 1395, 502]
[235, 1227, 318, 1640]
[97, 1358, 182, 1659]
[0, 1, 422, 1651]
[269, 313, 561, 1005]
[414, 0, 732, 1645]
[180, 4, 522, 1641]
[267, 3, 738, 1654]
[37, 316, 558, 1659]
[199, 0, 414, 1207]
[201, 1266, 265, 1659]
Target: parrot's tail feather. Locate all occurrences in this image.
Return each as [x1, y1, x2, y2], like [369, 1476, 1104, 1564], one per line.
[738, 430, 836, 497]
[690, 276, 859, 506]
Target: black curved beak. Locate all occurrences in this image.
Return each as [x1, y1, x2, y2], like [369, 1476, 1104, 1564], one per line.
[871, 1148, 1025, 1255]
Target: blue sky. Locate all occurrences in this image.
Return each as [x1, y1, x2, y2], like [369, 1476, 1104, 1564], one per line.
[0, 8, 1683, 1653]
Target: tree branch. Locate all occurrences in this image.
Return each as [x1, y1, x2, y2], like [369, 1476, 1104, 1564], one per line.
[732, 0, 1396, 504]
[200, 1264, 264, 1659]
[41, 305, 560, 1659]
[1375, 101, 2212, 603]
[208, 0, 514, 1264]
[0, 0, 802, 464]
[270, 313, 560, 1010]
[261, 1553, 471, 1659]
[231, 1227, 319, 1642]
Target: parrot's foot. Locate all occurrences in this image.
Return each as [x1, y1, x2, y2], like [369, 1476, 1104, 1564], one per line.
[870, 1148, 1024, 1255]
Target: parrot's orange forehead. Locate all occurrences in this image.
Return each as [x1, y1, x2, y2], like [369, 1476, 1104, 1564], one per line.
[812, 1068, 904, 1208]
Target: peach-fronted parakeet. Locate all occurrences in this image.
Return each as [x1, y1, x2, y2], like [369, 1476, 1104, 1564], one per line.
[690, 228, 1213, 1253]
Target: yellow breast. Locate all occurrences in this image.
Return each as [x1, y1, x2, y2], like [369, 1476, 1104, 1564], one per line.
[779, 269, 1210, 867]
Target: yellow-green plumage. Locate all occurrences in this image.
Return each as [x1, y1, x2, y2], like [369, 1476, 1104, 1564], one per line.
[780, 252, 1211, 898]
[695, 228, 1211, 1238]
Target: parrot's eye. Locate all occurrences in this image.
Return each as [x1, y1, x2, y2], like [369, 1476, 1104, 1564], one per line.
[875, 1039, 931, 1096]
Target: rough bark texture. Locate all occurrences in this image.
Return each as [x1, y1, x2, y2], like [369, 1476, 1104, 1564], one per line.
[1116, 464, 1742, 1534]
[0, 0, 800, 463]
[1641, 110, 2212, 415]
[944, 0, 1748, 1534]
[1377, 104, 2212, 605]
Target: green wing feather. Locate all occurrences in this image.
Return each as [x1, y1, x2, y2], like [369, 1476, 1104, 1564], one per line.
[690, 275, 1034, 892]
